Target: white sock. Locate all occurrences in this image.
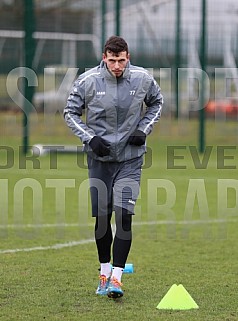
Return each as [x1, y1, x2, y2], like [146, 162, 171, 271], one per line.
[111, 266, 123, 283]
[100, 263, 111, 278]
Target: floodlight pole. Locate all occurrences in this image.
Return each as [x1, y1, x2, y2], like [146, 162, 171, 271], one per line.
[23, 0, 35, 155]
[199, 0, 207, 153]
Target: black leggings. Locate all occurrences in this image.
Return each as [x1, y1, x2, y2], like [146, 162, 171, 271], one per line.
[94, 207, 132, 269]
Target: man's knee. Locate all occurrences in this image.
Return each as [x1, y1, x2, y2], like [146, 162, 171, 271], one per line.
[95, 214, 112, 239]
[115, 207, 132, 238]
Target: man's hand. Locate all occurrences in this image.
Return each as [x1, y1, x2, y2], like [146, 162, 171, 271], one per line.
[89, 136, 110, 157]
[128, 129, 146, 146]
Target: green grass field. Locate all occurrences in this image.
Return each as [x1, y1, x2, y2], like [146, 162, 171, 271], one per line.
[0, 113, 238, 321]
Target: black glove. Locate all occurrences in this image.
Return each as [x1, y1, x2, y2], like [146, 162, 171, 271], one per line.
[89, 136, 110, 157]
[128, 129, 146, 146]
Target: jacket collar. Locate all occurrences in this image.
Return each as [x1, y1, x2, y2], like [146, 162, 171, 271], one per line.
[100, 60, 131, 80]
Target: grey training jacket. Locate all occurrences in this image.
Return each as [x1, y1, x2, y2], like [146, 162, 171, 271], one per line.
[64, 60, 163, 162]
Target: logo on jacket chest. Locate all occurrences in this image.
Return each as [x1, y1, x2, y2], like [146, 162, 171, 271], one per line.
[96, 91, 106, 96]
[96, 91, 135, 96]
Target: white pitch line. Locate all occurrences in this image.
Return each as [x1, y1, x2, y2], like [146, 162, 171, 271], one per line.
[133, 218, 238, 225]
[0, 218, 237, 229]
[0, 218, 237, 255]
[0, 239, 94, 254]
[0, 223, 91, 229]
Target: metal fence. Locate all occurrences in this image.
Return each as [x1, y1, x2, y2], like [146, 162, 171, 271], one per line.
[0, 0, 238, 156]
[0, 0, 238, 111]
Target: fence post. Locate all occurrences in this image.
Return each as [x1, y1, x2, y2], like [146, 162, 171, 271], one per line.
[199, 0, 207, 153]
[101, 0, 107, 51]
[115, 0, 121, 36]
[23, 0, 35, 155]
[175, 0, 181, 119]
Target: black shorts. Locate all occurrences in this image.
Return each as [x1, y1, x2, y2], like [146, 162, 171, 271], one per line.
[87, 156, 143, 216]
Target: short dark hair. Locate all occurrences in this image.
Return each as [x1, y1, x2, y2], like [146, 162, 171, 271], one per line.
[104, 36, 129, 55]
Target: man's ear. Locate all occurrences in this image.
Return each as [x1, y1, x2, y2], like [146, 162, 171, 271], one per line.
[102, 53, 107, 61]
[127, 53, 130, 60]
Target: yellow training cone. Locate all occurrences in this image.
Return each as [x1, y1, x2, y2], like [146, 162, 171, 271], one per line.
[156, 284, 199, 310]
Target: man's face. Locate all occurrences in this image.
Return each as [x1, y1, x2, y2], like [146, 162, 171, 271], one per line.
[103, 51, 130, 77]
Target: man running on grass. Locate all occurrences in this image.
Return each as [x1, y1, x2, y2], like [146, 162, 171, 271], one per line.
[64, 35, 163, 298]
